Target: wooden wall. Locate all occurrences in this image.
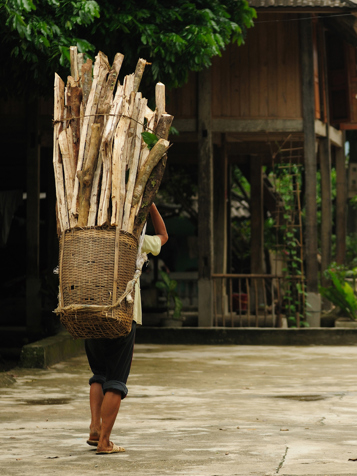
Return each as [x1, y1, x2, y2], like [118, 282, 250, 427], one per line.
[212, 13, 301, 119]
[168, 12, 302, 122]
[167, 71, 197, 119]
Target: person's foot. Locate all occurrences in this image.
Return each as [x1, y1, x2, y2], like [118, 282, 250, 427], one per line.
[96, 442, 125, 454]
[87, 435, 100, 446]
[87, 427, 101, 446]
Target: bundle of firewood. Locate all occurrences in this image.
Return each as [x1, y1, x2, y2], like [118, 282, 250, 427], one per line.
[53, 46, 173, 239]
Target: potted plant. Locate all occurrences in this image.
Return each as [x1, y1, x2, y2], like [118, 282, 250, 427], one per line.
[155, 270, 183, 327]
[319, 267, 357, 327]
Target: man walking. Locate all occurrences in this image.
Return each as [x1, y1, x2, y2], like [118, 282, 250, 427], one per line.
[85, 203, 168, 454]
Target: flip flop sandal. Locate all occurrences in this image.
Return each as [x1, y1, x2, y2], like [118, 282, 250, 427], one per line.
[96, 443, 125, 455]
[87, 438, 99, 447]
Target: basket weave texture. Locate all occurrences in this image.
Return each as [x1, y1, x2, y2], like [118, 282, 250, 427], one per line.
[57, 227, 138, 339]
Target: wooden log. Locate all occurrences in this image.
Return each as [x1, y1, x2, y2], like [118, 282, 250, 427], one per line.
[133, 111, 171, 217]
[155, 82, 166, 125]
[71, 52, 109, 218]
[58, 129, 76, 228]
[123, 97, 147, 232]
[111, 96, 133, 226]
[131, 138, 170, 207]
[76, 123, 102, 226]
[122, 98, 147, 233]
[77, 53, 84, 87]
[63, 86, 68, 130]
[66, 76, 82, 167]
[138, 106, 156, 170]
[132, 115, 173, 238]
[156, 113, 174, 140]
[87, 151, 103, 226]
[123, 92, 141, 182]
[53, 73, 69, 232]
[70, 46, 79, 83]
[118, 94, 136, 227]
[97, 53, 124, 129]
[97, 85, 124, 225]
[55, 202, 61, 236]
[81, 58, 93, 110]
[124, 73, 135, 97]
[133, 58, 147, 92]
[66, 126, 76, 180]
[127, 93, 143, 172]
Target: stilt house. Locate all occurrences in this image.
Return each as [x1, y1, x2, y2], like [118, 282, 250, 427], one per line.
[167, 0, 357, 327]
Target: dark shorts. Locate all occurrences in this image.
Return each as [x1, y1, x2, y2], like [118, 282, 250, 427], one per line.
[84, 321, 136, 399]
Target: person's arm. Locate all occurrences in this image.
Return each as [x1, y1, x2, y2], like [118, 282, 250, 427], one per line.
[149, 203, 168, 246]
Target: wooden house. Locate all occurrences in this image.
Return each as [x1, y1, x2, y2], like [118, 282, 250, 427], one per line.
[166, 0, 357, 327]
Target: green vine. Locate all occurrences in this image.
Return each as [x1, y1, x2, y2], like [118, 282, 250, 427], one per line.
[269, 164, 308, 328]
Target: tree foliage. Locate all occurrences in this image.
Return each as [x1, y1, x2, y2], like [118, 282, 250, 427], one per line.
[0, 0, 99, 95]
[0, 0, 256, 97]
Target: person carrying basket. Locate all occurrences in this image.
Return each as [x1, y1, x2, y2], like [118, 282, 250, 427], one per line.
[85, 203, 168, 454]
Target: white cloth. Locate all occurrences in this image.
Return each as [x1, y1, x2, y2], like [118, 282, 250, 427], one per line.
[133, 235, 161, 325]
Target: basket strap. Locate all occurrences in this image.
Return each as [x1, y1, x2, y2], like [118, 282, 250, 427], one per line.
[59, 232, 65, 308]
[112, 225, 121, 312]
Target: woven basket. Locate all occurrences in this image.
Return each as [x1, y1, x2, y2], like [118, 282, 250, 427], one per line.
[57, 227, 138, 339]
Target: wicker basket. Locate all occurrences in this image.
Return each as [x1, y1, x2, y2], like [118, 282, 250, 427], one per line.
[56, 227, 138, 339]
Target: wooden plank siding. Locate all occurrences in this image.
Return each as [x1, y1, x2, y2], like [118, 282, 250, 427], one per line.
[211, 12, 302, 120]
[167, 71, 197, 119]
[168, 13, 302, 123]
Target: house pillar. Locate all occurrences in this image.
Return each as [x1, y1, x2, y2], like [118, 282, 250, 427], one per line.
[300, 16, 320, 326]
[26, 99, 42, 339]
[198, 67, 214, 327]
[250, 156, 264, 276]
[319, 137, 332, 285]
[347, 131, 357, 235]
[250, 156, 265, 313]
[214, 138, 228, 315]
[335, 139, 347, 264]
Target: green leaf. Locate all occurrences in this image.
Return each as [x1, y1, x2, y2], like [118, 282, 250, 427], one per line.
[141, 131, 158, 150]
[169, 279, 177, 292]
[155, 281, 167, 292]
[159, 270, 171, 288]
[173, 295, 183, 319]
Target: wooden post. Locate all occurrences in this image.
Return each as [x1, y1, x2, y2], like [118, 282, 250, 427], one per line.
[250, 156, 265, 313]
[347, 131, 357, 235]
[198, 67, 214, 327]
[300, 16, 320, 325]
[250, 156, 264, 275]
[336, 138, 347, 264]
[319, 137, 332, 284]
[214, 138, 228, 313]
[26, 98, 42, 339]
[227, 162, 232, 273]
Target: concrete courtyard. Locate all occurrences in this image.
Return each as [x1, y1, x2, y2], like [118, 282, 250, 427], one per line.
[2, 344, 357, 475]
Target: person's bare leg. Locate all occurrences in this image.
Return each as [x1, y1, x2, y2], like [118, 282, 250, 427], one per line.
[97, 390, 122, 451]
[89, 382, 104, 440]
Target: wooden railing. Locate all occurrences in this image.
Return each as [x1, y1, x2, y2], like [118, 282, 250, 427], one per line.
[212, 274, 305, 328]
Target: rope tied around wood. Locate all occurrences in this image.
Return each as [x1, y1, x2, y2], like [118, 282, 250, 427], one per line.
[52, 112, 171, 141]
